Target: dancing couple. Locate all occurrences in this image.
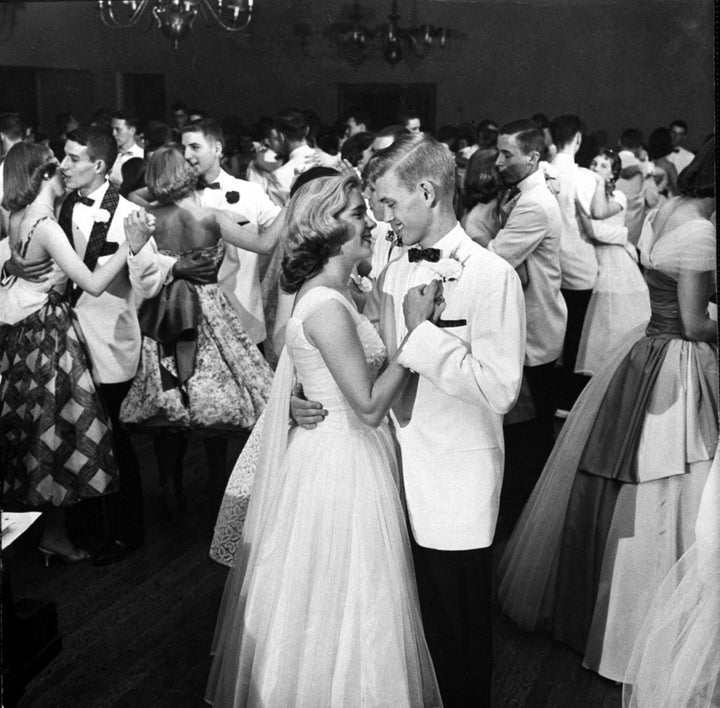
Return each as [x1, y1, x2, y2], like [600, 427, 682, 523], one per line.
[205, 133, 526, 706]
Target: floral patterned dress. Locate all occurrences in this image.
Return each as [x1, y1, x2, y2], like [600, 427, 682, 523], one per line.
[120, 241, 272, 433]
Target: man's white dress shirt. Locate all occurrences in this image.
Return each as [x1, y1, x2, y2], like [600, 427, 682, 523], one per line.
[267, 144, 316, 206]
[109, 142, 145, 188]
[488, 169, 567, 366]
[667, 146, 694, 175]
[551, 153, 598, 290]
[196, 169, 280, 344]
[67, 180, 173, 383]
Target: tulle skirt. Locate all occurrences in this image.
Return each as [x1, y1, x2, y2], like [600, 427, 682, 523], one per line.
[206, 421, 441, 707]
[623, 451, 720, 707]
[498, 327, 718, 682]
[575, 245, 651, 376]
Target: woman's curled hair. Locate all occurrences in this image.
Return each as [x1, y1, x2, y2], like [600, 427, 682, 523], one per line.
[146, 145, 196, 204]
[280, 173, 361, 294]
[2, 142, 57, 212]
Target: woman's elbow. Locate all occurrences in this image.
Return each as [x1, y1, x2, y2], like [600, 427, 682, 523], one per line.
[358, 408, 386, 429]
[681, 322, 707, 341]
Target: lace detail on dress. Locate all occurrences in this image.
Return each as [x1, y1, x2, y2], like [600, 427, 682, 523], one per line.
[210, 287, 387, 566]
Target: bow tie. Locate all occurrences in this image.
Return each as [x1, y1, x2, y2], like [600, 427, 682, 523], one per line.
[408, 247, 440, 263]
[76, 195, 95, 207]
[197, 180, 221, 190]
[673, 148, 681, 153]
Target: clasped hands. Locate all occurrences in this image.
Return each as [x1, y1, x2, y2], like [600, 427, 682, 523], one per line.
[291, 280, 446, 430]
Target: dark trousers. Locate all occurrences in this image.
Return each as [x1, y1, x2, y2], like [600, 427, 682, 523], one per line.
[411, 537, 493, 707]
[504, 362, 558, 507]
[98, 381, 144, 545]
[559, 288, 593, 409]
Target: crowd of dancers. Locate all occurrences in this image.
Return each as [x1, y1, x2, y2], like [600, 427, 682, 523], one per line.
[0, 105, 717, 707]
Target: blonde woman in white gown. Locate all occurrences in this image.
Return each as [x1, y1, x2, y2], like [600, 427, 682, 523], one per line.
[205, 173, 442, 707]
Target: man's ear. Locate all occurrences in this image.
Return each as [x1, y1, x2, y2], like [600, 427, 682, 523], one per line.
[419, 180, 438, 205]
[94, 158, 107, 176]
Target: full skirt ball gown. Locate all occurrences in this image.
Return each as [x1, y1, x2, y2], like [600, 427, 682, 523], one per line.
[498, 206, 717, 683]
[120, 242, 273, 433]
[623, 449, 720, 707]
[1, 218, 117, 507]
[205, 287, 441, 707]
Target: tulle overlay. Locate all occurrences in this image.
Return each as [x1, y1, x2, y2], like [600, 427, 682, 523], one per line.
[206, 287, 441, 707]
[575, 245, 650, 376]
[623, 452, 720, 708]
[120, 243, 273, 432]
[499, 204, 718, 683]
[0, 291, 118, 506]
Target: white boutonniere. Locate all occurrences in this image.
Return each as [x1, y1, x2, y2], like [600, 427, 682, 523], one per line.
[429, 248, 467, 282]
[350, 273, 374, 293]
[93, 208, 111, 224]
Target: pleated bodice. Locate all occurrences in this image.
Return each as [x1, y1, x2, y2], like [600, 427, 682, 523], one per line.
[286, 287, 387, 433]
[645, 269, 684, 337]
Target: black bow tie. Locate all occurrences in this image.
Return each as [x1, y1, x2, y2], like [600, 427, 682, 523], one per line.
[76, 195, 95, 207]
[408, 247, 440, 263]
[197, 180, 221, 190]
[673, 148, 680, 153]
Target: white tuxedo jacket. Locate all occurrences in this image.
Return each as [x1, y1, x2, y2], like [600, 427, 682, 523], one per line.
[196, 169, 280, 344]
[367, 224, 526, 550]
[69, 183, 173, 383]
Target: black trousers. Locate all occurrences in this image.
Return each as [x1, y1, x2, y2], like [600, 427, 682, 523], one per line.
[504, 362, 558, 507]
[559, 288, 593, 409]
[98, 380, 144, 545]
[411, 537, 493, 708]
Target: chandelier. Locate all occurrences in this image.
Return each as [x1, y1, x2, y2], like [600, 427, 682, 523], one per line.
[97, 0, 254, 49]
[322, 0, 450, 66]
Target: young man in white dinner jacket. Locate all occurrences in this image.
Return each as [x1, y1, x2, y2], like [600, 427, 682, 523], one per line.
[3, 124, 180, 566]
[294, 134, 526, 707]
[181, 119, 281, 348]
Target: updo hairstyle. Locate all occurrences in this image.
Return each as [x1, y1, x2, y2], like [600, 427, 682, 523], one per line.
[145, 145, 196, 204]
[2, 142, 58, 212]
[280, 173, 361, 294]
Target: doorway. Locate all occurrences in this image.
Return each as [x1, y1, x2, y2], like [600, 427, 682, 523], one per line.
[338, 83, 436, 133]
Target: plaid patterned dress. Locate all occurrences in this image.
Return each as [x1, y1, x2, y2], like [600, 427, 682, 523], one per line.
[1, 218, 118, 507]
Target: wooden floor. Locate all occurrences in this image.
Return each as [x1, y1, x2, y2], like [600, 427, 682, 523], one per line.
[6, 432, 622, 708]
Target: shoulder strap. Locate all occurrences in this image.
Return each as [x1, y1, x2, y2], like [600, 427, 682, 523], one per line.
[292, 286, 359, 323]
[20, 216, 51, 258]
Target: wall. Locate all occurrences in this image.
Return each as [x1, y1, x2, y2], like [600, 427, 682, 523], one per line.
[0, 0, 714, 148]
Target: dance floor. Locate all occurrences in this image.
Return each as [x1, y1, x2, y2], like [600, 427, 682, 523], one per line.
[6, 432, 621, 707]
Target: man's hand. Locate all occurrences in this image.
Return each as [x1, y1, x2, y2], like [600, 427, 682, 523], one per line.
[5, 242, 53, 282]
[172, 252, 217, 284]
[403, 280, 444, 331]
[290, 382, 327, 430]
[124, 209, 155, 255]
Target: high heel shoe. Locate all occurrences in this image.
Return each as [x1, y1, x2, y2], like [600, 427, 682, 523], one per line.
[38, 545, 91, 567]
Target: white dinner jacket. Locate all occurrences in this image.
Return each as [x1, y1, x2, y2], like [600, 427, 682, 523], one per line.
[367, 223, 526, 550]
[68, 182, 173, 383]
[196, 169, 280, 344]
